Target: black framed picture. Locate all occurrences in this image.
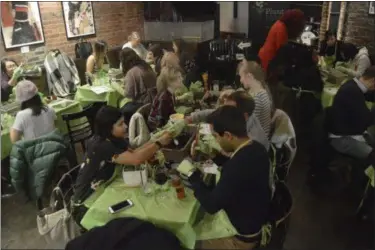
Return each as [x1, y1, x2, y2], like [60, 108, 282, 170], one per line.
[62, 1, 96, 39]
[370, 1, 375, 15]
[1, 1, 45, 50]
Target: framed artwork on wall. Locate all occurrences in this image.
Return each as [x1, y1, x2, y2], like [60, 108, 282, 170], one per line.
[62, 1, 96, 39]
[369, 2, 375, 15]
[1, 2, 45, 50]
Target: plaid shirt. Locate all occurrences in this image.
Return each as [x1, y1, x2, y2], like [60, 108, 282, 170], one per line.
[148, 90, 176, 130]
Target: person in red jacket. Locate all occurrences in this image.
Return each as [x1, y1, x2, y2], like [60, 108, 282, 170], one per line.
[258, 9, 305, 71]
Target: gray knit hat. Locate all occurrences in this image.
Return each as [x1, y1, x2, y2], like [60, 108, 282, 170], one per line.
[15, 80, 38, 103]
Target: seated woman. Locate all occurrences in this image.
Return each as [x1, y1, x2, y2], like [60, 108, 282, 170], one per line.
[146, 44, 164, 75]
[86, 40, 107, 84]
[318, 30, 344, 67]
[148, 67, 183, 130]
[119, 48, 157, 104]
[1, 58, 23, 102]
[238, 61, 273, 138]
[72, 105, 172, 219]
[160, 51, 182, 72]
[10, 80, 56, 143]
[336, 43, 372, 77]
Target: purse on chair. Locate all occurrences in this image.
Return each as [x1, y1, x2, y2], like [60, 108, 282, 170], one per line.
[37, 186, 81, 246]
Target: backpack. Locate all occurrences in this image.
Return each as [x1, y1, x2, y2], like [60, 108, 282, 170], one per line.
[75, 40, 93, 60]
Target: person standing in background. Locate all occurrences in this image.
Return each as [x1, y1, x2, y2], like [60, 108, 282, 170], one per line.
[258, 9, 305, 71]
[122, 32, 148, 60]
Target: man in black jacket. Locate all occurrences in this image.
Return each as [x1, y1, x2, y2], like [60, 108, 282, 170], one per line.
[329, 66, 375, 166]
[189, 106, 272, 249]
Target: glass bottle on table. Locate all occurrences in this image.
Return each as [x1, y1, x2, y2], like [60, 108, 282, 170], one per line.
[171, 176, 185, 200]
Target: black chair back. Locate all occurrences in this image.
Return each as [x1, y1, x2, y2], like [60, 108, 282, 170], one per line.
[106, 46, 122, 69]
[62, 102, 106, 164]
[74, 58, 87, 86]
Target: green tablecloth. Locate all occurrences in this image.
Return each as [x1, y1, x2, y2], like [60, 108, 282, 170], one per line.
[74, 84, 122, 108]
[80, 176, 200, 249]
[1, 99, 84, 160]
[81, 174, 237, 249]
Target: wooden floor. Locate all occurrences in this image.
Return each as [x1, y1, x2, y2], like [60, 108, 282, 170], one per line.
[1, 139, 373, 249]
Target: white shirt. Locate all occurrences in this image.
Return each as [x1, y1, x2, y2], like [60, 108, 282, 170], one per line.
[12, 107, 56, 141]
[122, 42, 148, 60]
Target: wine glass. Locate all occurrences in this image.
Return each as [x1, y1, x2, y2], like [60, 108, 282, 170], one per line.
[154, 165, 169, 199]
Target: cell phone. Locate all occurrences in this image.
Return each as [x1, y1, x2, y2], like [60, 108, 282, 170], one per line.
[108, 199, 133, 214]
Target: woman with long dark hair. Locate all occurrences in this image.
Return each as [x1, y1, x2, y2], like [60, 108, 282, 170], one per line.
[146, 43, 164, 75]
[258, 9, 305, 71]
[336, 43, 372, 77]
[119, 48, 157, 104]
[1, 58, 23, 102]
[10, 80, 56, 143]
[72, 105, 172, 222]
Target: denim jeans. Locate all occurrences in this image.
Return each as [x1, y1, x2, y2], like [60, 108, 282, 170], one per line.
[330, 129, 374, 160]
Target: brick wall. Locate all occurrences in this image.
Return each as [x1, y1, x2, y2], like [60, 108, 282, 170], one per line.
[344, 2, 375, 54]
[0, 2, 144, 64]
[319, 2, 330, 42]
[319, 1, 375, 55]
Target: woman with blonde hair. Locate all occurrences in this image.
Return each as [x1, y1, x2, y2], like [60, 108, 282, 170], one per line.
[239, 60, 274, 138]
[148, 67, 183, 130]
[160, 52, 183, 72]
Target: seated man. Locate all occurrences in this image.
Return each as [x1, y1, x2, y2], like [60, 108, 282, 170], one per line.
[329, 66, 375, 166]
[189, 106, 272, 249]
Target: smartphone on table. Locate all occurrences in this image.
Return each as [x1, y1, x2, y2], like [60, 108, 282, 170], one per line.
[108, 199, 133, 214]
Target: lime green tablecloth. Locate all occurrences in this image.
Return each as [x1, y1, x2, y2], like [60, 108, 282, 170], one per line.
[74, 84, 122, 108]
[1, 99, 84, 160]
[322, 85, 374, 109]
[365, 166, 374, 187]
[80, 177, 200, 249]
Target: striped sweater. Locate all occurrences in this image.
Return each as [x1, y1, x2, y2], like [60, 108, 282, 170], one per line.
[251, 90, 272, 138]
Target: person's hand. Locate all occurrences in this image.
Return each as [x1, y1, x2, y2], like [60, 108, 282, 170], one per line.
[202, 91, 211, 100]
[12, 65, 23, 80]
[187, 169, 203, 184]
[157, 132, 173, 146]
[335, 66, 348, 73]
[190, 139, 197, 158]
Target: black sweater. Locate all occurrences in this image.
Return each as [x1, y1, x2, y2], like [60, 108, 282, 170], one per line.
[190, 141, 271, 235]
[330, 79, 375, 135]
